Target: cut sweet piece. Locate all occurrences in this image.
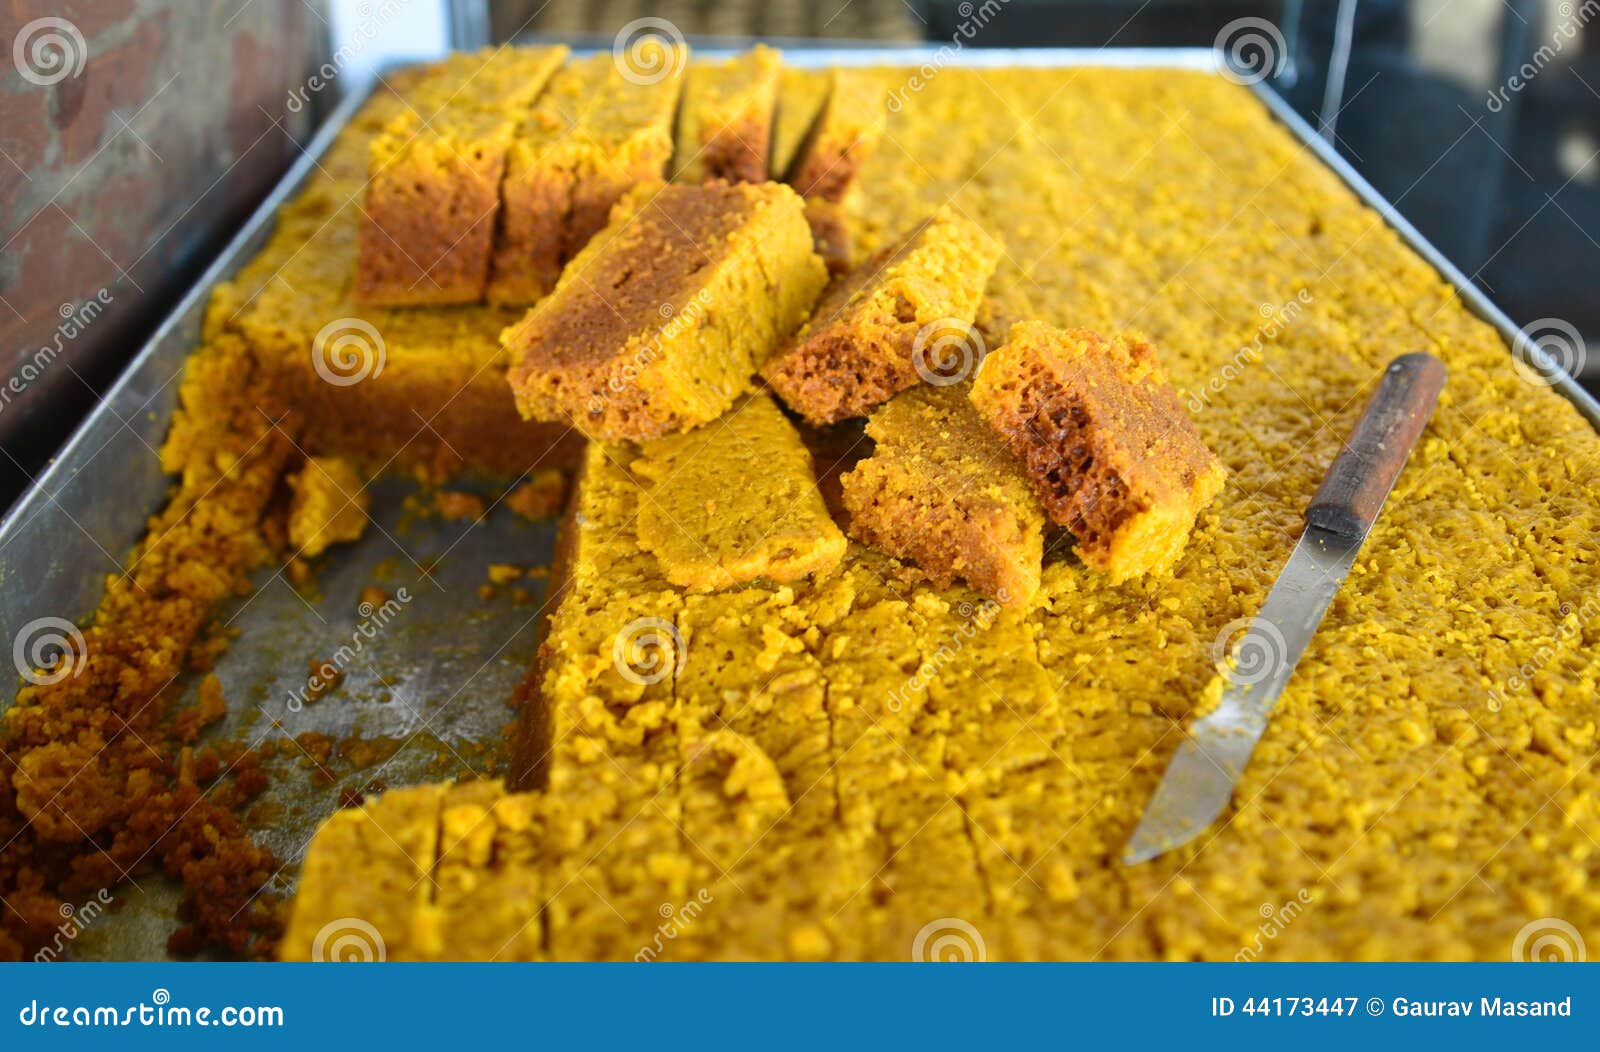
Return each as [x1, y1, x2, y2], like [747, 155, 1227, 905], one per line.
[784, 70, 885, 202]
[632, 394, 847, 591]
[969, 322, 1228, 582]
[502, 181, 827, 441]
[673, 46, 782, 185]
[355, 47, 567, 306]
[286, 456, 370, 558]
[487, 48, 687, 306]
[841, 384, 1043, 605]
[282, 781, 550, 961]
[769, 67, 831, 180]
[761, 206, 1002, 425]
[221, 190, 582, 483]
[804, 198, 854, 276]
[280, 783, 447, 961]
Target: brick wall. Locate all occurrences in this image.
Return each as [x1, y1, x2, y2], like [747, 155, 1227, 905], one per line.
[0, 0, 328, 511]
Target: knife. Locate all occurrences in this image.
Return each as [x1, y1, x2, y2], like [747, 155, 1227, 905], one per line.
[1122, 351, 1447, 865]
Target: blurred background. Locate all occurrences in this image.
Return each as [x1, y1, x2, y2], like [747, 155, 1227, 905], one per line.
[2, 0, 1597, 512]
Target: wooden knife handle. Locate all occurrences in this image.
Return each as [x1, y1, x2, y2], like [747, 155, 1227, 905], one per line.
[1307, 352, 1446, 538]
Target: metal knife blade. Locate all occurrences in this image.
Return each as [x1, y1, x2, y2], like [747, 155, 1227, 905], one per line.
[1121, 526, 1360, 864]
[1122, 352, 1447, 865]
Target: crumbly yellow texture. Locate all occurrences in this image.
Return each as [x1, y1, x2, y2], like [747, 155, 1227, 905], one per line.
[971, 322, 1227, 582]
[770, 68, 831, 179]
[673, 46, 782, 184]
[632, 394, 846, 591]
[502, 181, 828, 440]
[488, 48, 686, 305]
[841, 383, 1044, 605]
[357, 47, 567, 305]
[785, 69, 886, 202]
[761, 204, 1003, 424]
[286, 456, 370, 558]
[266, 64, 1600, 960]
[215, 60, 579, 483]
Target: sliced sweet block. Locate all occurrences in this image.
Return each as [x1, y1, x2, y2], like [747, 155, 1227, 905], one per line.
[840, 384, 1043, 606]
[286, 456, 370, 558]
[804, 197, 854, 276]
[969, 322, 1227, 582]
[415, 782, 548, 961]
[784, 69, 886, 202]
[279, 783, 447, 960]
[221, 179, 580, 482]
[673, 46, 781, 184]
[761, 206, 1002, 425]
[769, 67, 831, 180]
[502, 180, 827, 441]
[355, 46, 567, 306]
[487, 47, 687, 306]
[632, 394, 846, 591]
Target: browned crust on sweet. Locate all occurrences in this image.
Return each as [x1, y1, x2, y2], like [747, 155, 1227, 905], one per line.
[804, 198, 854, 276]
[488, 134, 676, 306]
[487, 165, 576, 307]
[971, 324, 1225, 576]
[254, 343, 581, 483]
[697, 112, 772, 185]
[356, 159, 504, 306]
[785, 74, 885, 203]
[504, 181, 825, 441]
[761, 210, 1001, 425]
[840, 386, 1041, 605]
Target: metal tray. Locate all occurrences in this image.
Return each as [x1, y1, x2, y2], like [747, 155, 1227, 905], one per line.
[2, 46, 1596, 961]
